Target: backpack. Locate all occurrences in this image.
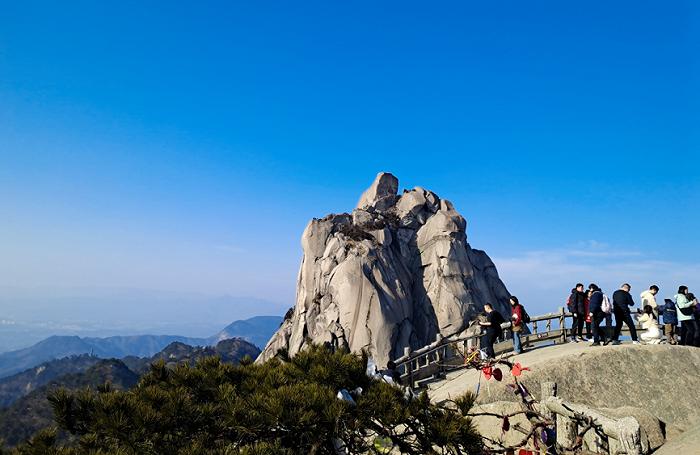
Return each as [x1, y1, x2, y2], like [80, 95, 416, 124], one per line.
[566, 294, 574, 311]
[521, 306, 531, 324]
[677, 300, 695, 317]
[601, 294, 613, 314]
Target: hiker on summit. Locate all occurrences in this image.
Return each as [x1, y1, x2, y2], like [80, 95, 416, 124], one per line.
[568, 284, 587, 342]
[510, 296, 529, 354]
[662, 297, 678, 344]
[612, 283, 640, 345]
[479, 303, 505, 359]
[640, 285, 660, 318]
[588, 284, 608, 346]
[675, 286, 699, 347]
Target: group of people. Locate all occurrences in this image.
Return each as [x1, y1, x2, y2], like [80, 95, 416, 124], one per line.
[478, 297, 529, 358]
[477, 283, 700, 358]
[568, 283, 700, 347]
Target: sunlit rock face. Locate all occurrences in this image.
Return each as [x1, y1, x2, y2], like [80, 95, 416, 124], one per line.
[258, 172, 511, 366]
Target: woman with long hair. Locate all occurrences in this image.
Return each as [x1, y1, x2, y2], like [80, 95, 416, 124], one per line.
[510, 296, 524, 354]
[638, 305, 661, 344]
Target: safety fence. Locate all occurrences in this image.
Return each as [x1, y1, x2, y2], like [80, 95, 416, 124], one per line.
[394, 307, 640, 389]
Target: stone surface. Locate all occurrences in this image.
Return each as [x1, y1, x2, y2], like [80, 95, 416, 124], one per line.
[470, 400, 663, 454]
[468, 401, 534, 449]
[655, 424, 700, 455]
[429, 343, 700, 434]
[598, 406, 664, 452]
[356, 172, 399, 211]
[258, 172, 512, 366]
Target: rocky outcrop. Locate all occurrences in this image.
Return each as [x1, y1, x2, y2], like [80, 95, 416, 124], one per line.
[429, 343, 700, 450]
[470, 401, 664, 454]
[258, 172, 512, 366]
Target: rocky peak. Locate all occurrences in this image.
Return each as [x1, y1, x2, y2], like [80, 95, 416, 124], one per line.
[356, 172, 399, 211]
[258, 173, 511, 366]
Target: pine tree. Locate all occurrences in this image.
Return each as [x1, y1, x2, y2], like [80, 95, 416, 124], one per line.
[9, 345, 482, 454]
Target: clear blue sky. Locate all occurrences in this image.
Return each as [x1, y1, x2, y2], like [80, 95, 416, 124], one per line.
[0, 1, 698, 326]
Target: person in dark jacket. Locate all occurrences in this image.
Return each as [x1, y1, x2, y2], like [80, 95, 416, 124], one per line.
[479, 303, 505, 358]
[569, 283, 587, 342]
[612, 283, 639, 345]
[588, 284, 608, 346]
[662, 298, 678, 344]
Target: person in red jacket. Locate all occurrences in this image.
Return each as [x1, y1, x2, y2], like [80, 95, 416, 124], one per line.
[510, 296, 524, 354]
[584, 292, 592, 340]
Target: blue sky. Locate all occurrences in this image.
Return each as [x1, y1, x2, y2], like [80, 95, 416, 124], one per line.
[0, 1, 698, 329]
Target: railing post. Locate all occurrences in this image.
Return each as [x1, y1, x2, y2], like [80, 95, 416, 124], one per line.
[435, 333, 443, 375]
[559, 307, 566, 343]
[528, 320, 537, 348]
[557, 412, 578, 449]
[403, 346, 413, 389]
[540, 382, 557, 421]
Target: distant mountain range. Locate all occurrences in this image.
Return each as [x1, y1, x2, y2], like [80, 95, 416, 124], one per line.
[0, 358, 140, 446]
[0, 338, 261, 446]
[122, 338, 261, 375]
[209, 315, 284, 349]
[0, 315, 282, 379]
[0, 354, 101, 408]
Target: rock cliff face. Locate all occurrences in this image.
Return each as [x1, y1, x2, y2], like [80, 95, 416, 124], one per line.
[258, 172, 512, 366]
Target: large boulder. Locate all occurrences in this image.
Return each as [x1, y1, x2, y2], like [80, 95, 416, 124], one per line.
[429, 343, 700, 442]
[258, 172, 512, 366]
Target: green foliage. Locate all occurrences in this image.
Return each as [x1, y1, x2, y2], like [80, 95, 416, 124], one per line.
[0, 359, 138, 447]
[452, 392, 477, 417]
[10, 345, 482, 454]
[0, 355, 102, 408]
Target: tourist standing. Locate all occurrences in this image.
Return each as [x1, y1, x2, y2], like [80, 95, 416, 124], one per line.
[612, 283, 640, 345]
[640, 285, 660, 318]
[479, 303, 505, 358]
[676, 286, 699, 346]
[662, 298, 678, 344]
[588, 284, 607, 346]
[510, 296, 525, 354]
[569, 284, 587, 342]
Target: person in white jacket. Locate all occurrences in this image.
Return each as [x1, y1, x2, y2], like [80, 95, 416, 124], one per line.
[640, 285, 659, 318]
[638, 305, 661, 344]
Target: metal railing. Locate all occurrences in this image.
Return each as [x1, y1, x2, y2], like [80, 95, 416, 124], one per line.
[394, 307, 641, 389]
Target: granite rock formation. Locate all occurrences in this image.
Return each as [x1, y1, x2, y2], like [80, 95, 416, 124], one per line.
[258, 172, 512, 366]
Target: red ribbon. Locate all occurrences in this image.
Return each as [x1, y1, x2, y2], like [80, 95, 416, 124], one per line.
[511, 362, 530, 377]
